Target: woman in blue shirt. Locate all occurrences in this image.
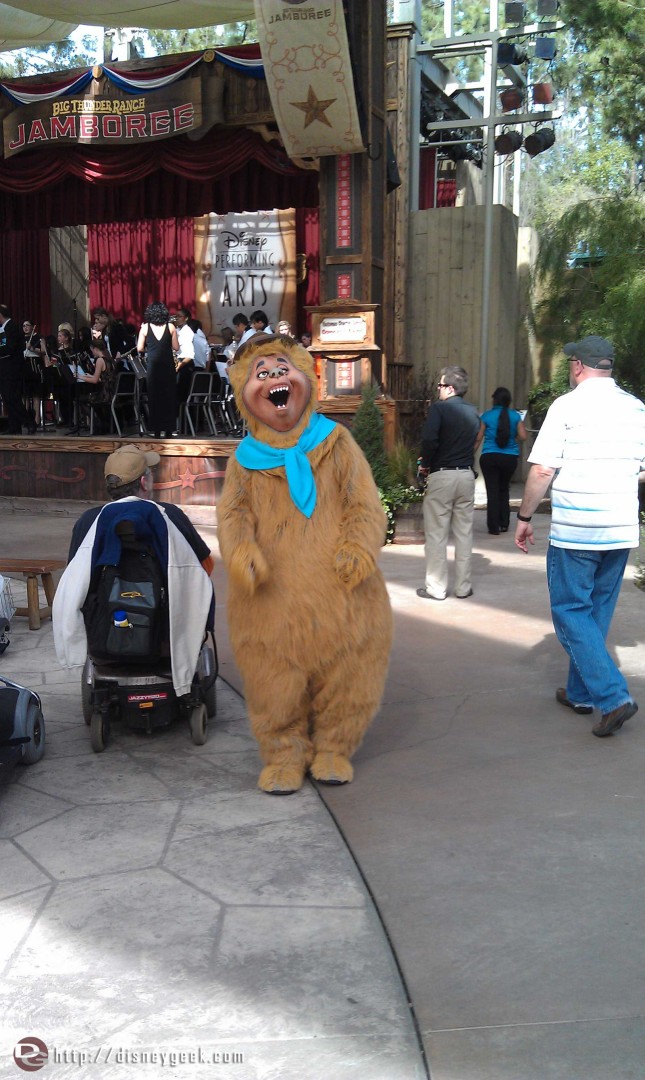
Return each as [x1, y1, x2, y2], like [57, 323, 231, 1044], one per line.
[479, 387, 527, 534]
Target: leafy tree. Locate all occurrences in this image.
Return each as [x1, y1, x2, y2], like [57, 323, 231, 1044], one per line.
[0, 36, 101, 78]
[520, 119, 637, 230]
[531, 194, 645, 400]
[420, 0, 490, 81]
[145, 23, 255, 54]
[559, 0, 645, 154]
[0, 22, 255, 80]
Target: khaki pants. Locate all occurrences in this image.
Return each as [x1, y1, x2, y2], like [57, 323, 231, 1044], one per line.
[423, 470, 475, 598]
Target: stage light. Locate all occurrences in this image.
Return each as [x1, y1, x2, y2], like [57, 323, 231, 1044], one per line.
[504, 2, 526, 24]
[524, 127, 556, 157]
[494, 130, 523, 155]
[532, 82, 554, 104]
[537, 0, 558, 15]
[497, 42, 530, 65]
[500, 87, 525, 111]
[534, 37, 557, 60]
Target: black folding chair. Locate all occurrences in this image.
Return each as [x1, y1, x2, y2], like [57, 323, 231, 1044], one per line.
[179, 370, 217, 437]
[109, 371, 139, 437]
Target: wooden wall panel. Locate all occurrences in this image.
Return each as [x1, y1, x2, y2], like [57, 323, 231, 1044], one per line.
[407, 205, 522, 408]
[0, 438, 233, 505]
[384, 24, 414, 377]
[49, 226, 89, 331]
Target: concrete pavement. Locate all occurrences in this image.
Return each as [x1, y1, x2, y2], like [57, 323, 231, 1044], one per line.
[1, 492, 645, 1079]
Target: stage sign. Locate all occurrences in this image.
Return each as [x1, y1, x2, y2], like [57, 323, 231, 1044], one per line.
[253, 0, 364, 158]
[195, 209, 296, 338]
[3, 77, 204, 159]
[320, 315, 367, 344]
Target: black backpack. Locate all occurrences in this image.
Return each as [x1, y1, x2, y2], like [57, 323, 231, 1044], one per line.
[82, 522, 168, 664]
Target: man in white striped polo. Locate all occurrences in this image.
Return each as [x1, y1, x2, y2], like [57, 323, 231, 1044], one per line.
[514, 336, 645, 737]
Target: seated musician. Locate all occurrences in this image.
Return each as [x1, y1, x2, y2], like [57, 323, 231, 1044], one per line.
[78, 343, 116, 434]
[91, 307, 136, 368]
[22, 319, 47, 431]
[42, 328, 76, 428]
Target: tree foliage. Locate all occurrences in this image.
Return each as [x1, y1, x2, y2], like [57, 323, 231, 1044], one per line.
[0, 35, 101, 78]
[352, 384, 390, 490]
[532, 194, 645, 399]
[145, 22, 254, 55]
[520, 119, 637, 230]
[0, 22, 255, 80]
[559, 0, 645, 154]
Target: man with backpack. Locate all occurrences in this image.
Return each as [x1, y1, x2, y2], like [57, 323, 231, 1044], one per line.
[68, 445, 213, 573]
[54, 445, 214, 698]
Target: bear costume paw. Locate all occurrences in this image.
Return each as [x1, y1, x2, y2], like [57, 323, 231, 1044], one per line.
[229, 541, 270, 594]
[310, 752, 354, 785]
[334, 543, 376, 590]
[258, 762, 306, 795]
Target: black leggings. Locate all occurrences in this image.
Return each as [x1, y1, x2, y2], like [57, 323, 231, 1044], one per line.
[480, 452, 518, 533]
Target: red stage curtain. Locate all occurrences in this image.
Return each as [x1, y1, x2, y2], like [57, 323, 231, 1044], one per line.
[0, 228, 51, 334]
[418, 147, 457, 209]
[0, 128, 319, 229]
[87, 218, 195, 328]
[419, 147, 436, 209]
[295, 207, 320, 336]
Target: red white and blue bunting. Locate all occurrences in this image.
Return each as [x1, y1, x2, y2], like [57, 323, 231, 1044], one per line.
[0, 47, 264, 105]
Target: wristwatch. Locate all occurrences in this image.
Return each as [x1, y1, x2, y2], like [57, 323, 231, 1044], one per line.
[517, 512, 532, 523]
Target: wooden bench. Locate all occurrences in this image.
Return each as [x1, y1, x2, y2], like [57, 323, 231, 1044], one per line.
[0, 559, 66, 630]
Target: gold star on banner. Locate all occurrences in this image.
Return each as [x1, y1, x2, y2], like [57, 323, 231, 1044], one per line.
[290, 85, 336, 129]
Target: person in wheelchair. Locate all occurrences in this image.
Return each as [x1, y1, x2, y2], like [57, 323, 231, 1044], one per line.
[54, 445, 214, 702]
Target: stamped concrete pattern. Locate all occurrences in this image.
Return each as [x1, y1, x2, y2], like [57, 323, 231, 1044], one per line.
[0, 507, 425, 1080]
[3, 493, 645, 1080]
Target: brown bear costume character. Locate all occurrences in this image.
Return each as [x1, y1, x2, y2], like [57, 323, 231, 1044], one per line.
[217, 333, 393, 794]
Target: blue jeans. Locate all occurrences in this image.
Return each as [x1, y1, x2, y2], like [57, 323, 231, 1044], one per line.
[546, 545, 632, 714]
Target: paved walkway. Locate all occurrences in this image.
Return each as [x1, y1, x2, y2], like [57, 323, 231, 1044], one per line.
[1, 493, 645, 1079]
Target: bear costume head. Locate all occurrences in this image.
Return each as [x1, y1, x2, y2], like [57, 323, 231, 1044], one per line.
[228, 333, 318, 448]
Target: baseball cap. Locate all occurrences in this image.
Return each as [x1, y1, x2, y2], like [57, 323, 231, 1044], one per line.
[563, 335, 614, 369]
[104, 445, 160, 484]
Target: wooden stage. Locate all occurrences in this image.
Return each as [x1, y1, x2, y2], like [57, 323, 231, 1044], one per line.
[0, 435, 239, 507]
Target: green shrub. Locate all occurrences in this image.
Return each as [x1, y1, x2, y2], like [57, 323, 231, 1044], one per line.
[352, 383, 389, 489]
[386, 439, 418, 487]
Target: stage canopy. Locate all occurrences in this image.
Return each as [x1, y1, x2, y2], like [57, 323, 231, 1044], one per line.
[0, 0, 255, 50]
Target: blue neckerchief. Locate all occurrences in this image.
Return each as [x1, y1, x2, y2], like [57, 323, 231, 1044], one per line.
[235, 412, 337, 518]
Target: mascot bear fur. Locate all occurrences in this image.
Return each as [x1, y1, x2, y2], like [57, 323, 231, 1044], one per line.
[217, 333, 393, 794]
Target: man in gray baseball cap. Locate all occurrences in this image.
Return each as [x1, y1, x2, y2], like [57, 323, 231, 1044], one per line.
[514, 335, 645, 738]
[563, 335, 614, 370]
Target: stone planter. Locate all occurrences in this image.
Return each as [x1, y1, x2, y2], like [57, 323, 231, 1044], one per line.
[393, 501, 424, 544]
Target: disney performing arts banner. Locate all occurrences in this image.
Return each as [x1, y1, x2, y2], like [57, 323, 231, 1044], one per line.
[253, 0, 364, 158]
[195, 210, 296, 337]
[3, 77, 207, 159]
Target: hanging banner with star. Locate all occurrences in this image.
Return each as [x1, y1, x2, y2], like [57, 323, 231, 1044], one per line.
[253, 0, 364, 158]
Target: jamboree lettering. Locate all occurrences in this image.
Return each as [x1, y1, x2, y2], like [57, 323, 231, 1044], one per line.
[8, 103, 195, 153]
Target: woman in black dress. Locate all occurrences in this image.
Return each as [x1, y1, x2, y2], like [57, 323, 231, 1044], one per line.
[136, 302, 179, 437]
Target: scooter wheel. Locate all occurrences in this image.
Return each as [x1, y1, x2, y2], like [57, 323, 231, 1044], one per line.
[90, 712, 109, 753]
[189, 703, 208, 746]
[81, 657, 93, 725]
[22, 703, 45, 765]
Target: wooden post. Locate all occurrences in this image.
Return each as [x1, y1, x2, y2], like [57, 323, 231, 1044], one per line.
[318, 0, 387, 348]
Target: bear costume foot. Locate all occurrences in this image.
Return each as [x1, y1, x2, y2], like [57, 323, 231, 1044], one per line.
[310, 752, 354, 785]
[258, 762, 306, 795]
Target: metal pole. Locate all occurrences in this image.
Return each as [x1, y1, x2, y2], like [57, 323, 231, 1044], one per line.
[479, 32, 498, 412]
